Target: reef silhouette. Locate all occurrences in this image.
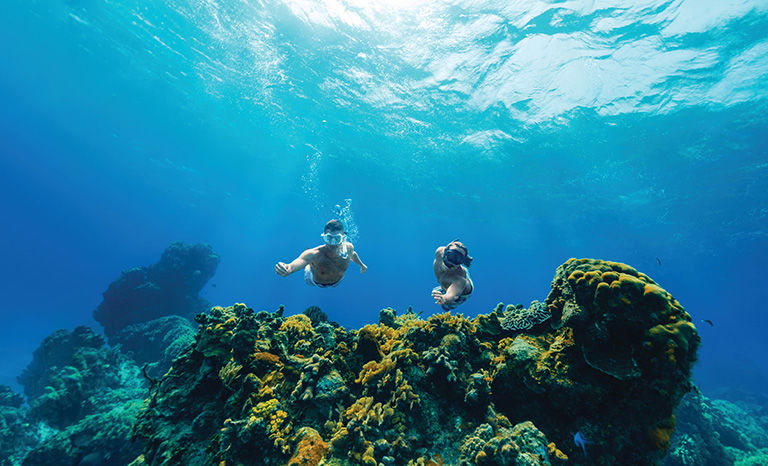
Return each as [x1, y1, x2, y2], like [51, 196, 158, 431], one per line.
[93, 242, 219, 343]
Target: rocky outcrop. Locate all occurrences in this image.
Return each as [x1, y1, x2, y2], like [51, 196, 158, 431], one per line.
[93, 242, 219, 342]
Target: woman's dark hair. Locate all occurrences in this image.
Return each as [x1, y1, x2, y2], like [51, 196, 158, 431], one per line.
[324, 219, 345, 233]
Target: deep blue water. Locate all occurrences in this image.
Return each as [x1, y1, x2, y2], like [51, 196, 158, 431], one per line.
[1, 0, 767, 397]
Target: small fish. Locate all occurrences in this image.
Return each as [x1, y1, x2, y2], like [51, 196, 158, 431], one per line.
[656, 257, 662, 265]
[702, 319, 714, 327]
[574, 431, 593, 456]
[211, 283, 217, 288]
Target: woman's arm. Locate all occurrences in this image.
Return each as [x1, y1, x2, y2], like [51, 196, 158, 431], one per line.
[436, 280, 464, 304]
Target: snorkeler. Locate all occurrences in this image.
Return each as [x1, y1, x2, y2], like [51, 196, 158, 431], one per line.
[275, 219, 367, 288]
[432, 239, 474, 310]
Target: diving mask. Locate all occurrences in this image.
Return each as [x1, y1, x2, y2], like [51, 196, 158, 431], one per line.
[443, 248, 465, 268]
[321, 232, 345, 245]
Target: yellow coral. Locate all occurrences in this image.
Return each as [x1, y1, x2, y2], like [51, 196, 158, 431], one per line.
[232, 302, 248, 313]
[648, 416, 676, 450]
[647, 320, 698, 365]
[280, 314, 314, 338]
[426, 312, 477, 334]
[664, 341, 677, 365]
[268, 409, 292, 452]
[441, 334, 461, 347]
[547, 442, 568, 461]
[392, 373, 420, 409]
[329, 426, 349, 450]
[356, 358, 395, 386]
[343, 397, 374, 423]
[253, 398, 279, 418]
[218, 361, 243, 388]
[288, 427, 329, 466]
[361, 445, 376, 465]
[257, 370, 285, 400]
[251, 351, 282, 366]
[358, 324, 400, 354]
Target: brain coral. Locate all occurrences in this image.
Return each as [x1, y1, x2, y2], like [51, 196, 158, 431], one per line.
[500, 300, 551, 331]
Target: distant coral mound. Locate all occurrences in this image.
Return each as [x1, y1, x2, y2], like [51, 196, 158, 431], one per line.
[17, 326, 147, 465]
[17, 326, 106, 406]
[664, 389, 768, 466]
[0, 386, 37, 466]
[93, 242, 219, 342]
[130, 258, 700, 466]
[111, 316, 196, 379]
[17, 326, 145, 428]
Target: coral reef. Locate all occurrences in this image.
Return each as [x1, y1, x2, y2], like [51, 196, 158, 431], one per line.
[22, 400, 144, 466]
[16, 326, 148, 465]
[111, 315, 196, 379]
[129, 259, 700, 465]
[0, 385, 37, 466]
[664, 389, 768, 466]
[93, 242, 219, 342]
[17, 326, 146, 428]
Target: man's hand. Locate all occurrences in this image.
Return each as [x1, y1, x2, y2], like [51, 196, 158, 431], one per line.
[275, 262, 291, 277]
[431, 288, 445, 304]
[360, 264, 368, 274]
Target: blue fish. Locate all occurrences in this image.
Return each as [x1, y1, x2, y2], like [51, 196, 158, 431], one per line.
[574, 430, 593, 456]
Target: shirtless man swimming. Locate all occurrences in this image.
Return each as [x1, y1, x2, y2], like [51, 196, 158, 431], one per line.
[275, 219, 367, 287]
[432, 239, 474, 310]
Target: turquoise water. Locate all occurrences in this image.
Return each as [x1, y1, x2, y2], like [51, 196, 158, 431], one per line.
[1, 0, 767, 395]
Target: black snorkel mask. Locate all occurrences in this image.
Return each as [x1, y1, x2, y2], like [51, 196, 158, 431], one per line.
[443, 239, 468, 268]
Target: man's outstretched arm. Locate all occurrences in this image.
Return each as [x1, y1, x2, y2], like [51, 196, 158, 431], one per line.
[350, 247, 368, 273]
[275, 250, 314, 276]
